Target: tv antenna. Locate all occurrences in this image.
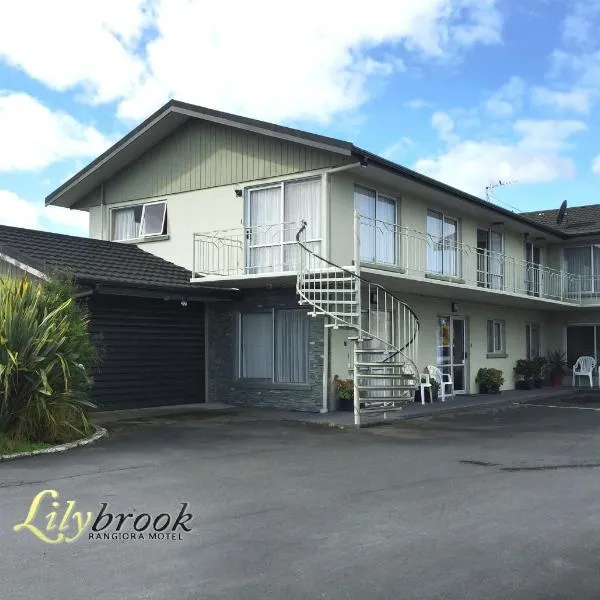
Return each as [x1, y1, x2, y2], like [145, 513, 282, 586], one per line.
[485, 179, 520, 212]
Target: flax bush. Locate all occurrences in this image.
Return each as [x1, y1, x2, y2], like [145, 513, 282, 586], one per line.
[0, 276, 100, 443]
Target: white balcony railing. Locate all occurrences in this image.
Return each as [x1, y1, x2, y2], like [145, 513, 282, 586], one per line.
[192, 215, 583, 303]
[193, 222, 320, 277]
[356, 214, 582, 304]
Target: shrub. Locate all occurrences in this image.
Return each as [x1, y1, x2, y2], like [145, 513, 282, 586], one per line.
[0, 276, 100, 443]
[475, 368, 504, 391]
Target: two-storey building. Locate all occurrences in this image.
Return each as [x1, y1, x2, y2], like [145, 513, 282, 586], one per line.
[43, 100, 600, 421]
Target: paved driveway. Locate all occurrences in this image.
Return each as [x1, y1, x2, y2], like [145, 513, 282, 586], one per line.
[2, 403, 600, 599]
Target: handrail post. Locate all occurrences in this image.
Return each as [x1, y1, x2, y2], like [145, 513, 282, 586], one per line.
[353, 210, 362, 427]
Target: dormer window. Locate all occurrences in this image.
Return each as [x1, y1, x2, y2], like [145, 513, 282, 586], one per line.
[111, 201, 167, 241]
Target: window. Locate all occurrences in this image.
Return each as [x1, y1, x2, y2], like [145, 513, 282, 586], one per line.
[477, 228, 504, 290]
[427, 210, 458, 276]
[525, 242, 542, 296]
[245, 178, 321, 274]
[354, 185, 397, 264]
[238, 309, 309, 383]
[487, 319, 506, 354]
[111, 201, 167, 241]
[564, 246, 600, 294]
[525, 323, 540, 360]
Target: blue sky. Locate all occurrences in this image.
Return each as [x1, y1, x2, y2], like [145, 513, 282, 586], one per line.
[1, 0, 599, 236]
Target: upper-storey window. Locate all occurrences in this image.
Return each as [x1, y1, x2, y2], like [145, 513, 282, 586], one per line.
[427, 210, 459, 277]
[111, 201, 167, 241]
[245, 177, 321, 274]
[354, 185, 397, 265]
[564, 246, 600, 293]
[477, 228, 504, 290]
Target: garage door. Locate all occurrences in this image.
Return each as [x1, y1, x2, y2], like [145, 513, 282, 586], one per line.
[87, 295, 205, 409]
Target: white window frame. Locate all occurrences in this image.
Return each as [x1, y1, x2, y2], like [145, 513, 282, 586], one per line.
[427, 209, 460, 277]
[562, 245, 600, 294]
[110, 200, 168, 241]
[244, 177, 322, 273]
[237, 308, 309, 384]
[525, 322, 541, 360]
[487, 319, 506, 354]
[354, 184, 399, 265]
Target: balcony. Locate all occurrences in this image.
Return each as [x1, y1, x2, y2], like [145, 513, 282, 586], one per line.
[356, 214, 582, 305]
[191, 215, 583, 305]
[192, 222, 318, 279]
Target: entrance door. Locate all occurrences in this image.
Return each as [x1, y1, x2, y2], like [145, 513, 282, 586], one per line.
[525, 242, 542, 297]
[437, 316, 468, 393]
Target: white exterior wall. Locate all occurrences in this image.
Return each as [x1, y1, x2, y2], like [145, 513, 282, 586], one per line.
[89, 168, 331, 271]
[330, 293, 551, 394]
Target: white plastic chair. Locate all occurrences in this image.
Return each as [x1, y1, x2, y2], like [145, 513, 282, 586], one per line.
[572, 356, 596, 388]
[425, 365, 455, 402]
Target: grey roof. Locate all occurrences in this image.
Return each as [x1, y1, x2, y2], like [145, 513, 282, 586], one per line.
[0, 224, 234, 297]
[522, 204, 600, 236]
[44, 99, 571, 240]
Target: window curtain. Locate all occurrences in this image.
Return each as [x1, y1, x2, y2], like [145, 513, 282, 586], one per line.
[427, 211, 444, 274]
[112, 208, 139, 241]
[355, 186, 376, 263]
[246, 186, 282, 273]
[241, 313, 273, 378]
[488, 231, 503, 289]
[564, 247, 592, 293]
[283, 179, 321, 270]
[375, 196, 396, 265]
[274, 310, 308, 383]
[443, 217, 458, 277]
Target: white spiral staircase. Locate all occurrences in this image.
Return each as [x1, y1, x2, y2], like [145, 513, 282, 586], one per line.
[295, 220, 420, 426]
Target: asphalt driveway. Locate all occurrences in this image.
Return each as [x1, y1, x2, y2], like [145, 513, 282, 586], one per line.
[2, 402, 600, 599]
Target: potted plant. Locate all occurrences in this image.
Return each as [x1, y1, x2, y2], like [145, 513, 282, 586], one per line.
[414, 377, 440, 403]
[532, 356, 547, 388]
[476, 368, 504, 394]
[546, 350, 567, 387]
[333, 376, 354, 411]
[514, 359, 534, 390]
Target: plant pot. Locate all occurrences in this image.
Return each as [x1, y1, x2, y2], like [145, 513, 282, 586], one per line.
[550, 374, 564, 387]
[479, 384, 501, 394]
[533, 377, 544, 389]
[414, 388, 438, 403]
[515, 379, 534, 391]
[338, 397, 354, 411]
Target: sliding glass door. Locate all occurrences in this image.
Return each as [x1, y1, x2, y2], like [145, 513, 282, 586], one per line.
[427, 211, 458, 277]
[245, 178, 321, 273]
[354, 186, 397, 265]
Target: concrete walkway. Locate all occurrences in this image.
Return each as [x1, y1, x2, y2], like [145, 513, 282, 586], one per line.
[92, 387, 578, 428]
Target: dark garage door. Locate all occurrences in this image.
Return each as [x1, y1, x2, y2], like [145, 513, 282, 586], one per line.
[87, 295, 205, 409]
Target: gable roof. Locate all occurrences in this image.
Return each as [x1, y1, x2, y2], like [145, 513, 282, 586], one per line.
[45, 99, 585, 240]
[0, 224, 234, 297]
[522, 204, 600, 236]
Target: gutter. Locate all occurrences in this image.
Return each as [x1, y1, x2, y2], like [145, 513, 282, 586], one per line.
[351, 147, 570, 240]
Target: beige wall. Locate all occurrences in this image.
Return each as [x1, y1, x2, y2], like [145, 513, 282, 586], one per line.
[90, 168, 332, 270]
[330, 293, 551, 393]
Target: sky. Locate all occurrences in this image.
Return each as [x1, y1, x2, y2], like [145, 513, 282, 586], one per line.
[0, 0, 599, 237]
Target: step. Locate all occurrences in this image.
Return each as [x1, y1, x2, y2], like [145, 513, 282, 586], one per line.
[354, 361, 408, 368]
[357, 373, 416, 380]
[357, 385, 416, 391]
[353, 349, 396, 354]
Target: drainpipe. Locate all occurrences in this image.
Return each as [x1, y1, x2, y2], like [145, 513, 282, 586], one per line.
[319, 161, 362, 414]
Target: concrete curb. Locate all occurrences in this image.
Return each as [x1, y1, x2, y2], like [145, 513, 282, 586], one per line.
[0, 425, 107, 463]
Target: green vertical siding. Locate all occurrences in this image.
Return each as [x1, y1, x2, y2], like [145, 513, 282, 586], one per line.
[99, 120, 348, 204]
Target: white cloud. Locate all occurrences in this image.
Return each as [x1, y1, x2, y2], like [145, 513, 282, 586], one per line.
[405, 98, 431, 109]
[0, 190, 88, 233]
[431, 111, 457, 143]
[485, 76, 526, 118]
[0, 0, 502, 124]
[381, 137, 414, 160]
[562, 0, 600, 49]
[0, 93, 112, 172]
[592, 155, 600, 175]
[414, 119, 586, 195]
[531, 86, 593, 113]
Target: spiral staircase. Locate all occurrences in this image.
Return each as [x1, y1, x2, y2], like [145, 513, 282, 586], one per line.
[295, 221, 420, 426]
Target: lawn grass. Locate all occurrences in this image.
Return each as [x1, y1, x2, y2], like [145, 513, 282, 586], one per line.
[0, 434, 50, 454]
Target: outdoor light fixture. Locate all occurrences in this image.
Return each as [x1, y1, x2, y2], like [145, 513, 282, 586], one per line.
[451, 302, 459, 313]
[234, 189, 243, 198]
[370, 291, 378, 305]
[360, 156, 369, 167]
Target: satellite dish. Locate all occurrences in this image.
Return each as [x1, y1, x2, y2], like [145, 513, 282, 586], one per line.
[556, 200, 568, 225]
